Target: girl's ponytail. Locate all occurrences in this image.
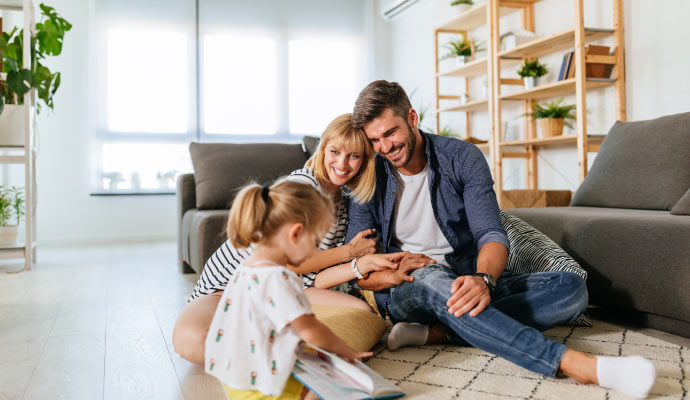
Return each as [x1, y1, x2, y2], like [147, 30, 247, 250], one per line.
[227, 184, 270, 248]
[226, 179, 333, 249]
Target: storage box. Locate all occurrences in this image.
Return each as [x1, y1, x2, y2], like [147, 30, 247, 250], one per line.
[500, 190, 572, 210]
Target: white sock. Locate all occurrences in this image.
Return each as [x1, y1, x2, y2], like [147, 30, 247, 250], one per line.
[596, 356, 656, 399]
[387, 322, 429, 351]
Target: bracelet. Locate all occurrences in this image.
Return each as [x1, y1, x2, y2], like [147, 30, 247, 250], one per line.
[351, 257, 364, 279]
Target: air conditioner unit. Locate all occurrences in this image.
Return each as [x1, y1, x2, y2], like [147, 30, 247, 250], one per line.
[381, 0, 421, 21]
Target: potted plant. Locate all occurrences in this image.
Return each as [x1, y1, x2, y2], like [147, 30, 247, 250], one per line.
[0, 4, 72, 145]
[517, 58, 548, 89]
[526, 99, 576, 137]
[450, 0, 474, 14]
[442, 36, 484, 66]
[0, 186, 24, 245]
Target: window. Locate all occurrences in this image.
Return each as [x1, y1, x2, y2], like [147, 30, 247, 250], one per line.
[92, 0, 369, 194]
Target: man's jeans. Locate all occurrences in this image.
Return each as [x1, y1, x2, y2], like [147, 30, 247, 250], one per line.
[386, 265, 588, 376]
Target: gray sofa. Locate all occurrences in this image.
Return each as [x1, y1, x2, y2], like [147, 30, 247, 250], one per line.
[508, 112, 690, 338]
[177, 141, 316, 274]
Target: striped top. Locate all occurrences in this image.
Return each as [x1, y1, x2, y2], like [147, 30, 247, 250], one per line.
[189, 168, 350, 301]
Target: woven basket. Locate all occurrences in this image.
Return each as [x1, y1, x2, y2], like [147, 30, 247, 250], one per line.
[539, 118, 565, 137]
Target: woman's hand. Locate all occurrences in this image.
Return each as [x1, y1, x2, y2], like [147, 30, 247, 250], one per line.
[347, 228, 378, 258]
[357, 252, 405, 274]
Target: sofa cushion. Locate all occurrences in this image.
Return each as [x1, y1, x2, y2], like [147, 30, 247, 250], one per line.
[671, 188, 690, 215]
[189, 142, 308, 210]
[571, 112, 690, 210]
[500, 211, 591, 327]
[302, 136, 320, 157]
[507, 206, 690, 327]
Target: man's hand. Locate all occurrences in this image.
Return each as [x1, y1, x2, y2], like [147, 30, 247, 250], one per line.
[348, 228, 378, 258]
[389, 252, 435, 285]
[356, 252, 435, 290]
[446, 275, 491, 318]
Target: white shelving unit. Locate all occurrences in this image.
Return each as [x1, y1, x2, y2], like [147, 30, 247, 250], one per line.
[0, 0, 37, 270]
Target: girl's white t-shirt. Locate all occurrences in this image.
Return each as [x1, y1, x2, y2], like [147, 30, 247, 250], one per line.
[204, 264, 312, 396]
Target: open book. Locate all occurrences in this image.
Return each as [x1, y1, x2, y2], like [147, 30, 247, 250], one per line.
[292, 345, 405, 400]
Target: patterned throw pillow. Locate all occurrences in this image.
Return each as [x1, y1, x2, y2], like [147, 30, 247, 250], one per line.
[501, 211, 593, 327]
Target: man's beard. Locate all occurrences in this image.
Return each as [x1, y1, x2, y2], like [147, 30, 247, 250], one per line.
[390, 123, 416, 168]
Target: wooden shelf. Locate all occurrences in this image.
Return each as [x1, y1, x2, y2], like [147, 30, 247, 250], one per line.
[438, 99, 488, 113]
[476, 142, 490, 152]
[436, 2, 532, 31]
[438, 57, 488, 78]
[499, 28, 614, 60]
[499, 78, 615, 101]
[500, 134, 605, 148]
[0, 155, 25, 163]
[0, 241, 37, 260]
[0, 0, 24, 11]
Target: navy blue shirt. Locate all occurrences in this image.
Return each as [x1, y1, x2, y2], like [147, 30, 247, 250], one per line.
[345, 132, 509, 310]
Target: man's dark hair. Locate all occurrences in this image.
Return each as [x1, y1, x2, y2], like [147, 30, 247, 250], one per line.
[352, 80, 412, 129]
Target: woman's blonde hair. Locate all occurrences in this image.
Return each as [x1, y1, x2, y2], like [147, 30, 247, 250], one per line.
[305, 113, 376, 204]
[227, 180, 334, 249]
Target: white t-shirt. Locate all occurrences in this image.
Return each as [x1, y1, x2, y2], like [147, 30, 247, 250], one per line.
[391, 164, 453, 265]
[205, 264, 312, 396]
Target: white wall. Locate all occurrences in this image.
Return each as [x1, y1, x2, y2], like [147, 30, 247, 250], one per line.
[377, 0, 690, 191]
[34, 0, 177, 244]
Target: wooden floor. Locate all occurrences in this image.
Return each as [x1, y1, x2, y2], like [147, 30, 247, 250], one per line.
[0, 242, 226, 400]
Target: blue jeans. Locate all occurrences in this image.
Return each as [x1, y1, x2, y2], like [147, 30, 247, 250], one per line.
[386, 265, 588, 377]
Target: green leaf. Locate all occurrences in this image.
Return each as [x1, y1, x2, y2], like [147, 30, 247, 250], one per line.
[0, 93, 4, 115]
[7, 69, 33, 96]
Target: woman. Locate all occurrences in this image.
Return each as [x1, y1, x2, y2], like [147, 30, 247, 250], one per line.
[173, 113, 401, 365]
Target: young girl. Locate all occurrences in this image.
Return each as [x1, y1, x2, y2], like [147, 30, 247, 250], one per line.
[205, 179, 372, 399]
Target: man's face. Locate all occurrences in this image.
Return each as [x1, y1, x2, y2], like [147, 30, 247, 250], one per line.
[363, 108, 417, 169]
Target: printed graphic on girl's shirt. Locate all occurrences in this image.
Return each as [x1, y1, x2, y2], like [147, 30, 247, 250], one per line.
[269, 329, 275, 343]
[250, 339, 256, 353]
[209, 358, 215, 371]
[251, 371, 257, 385]
[268, 296, 275, 307]
[272, 360, 277, 375]
[224, 299, 231, 312]
[252, 274, 259, 284]
[216, 329, 223, 342]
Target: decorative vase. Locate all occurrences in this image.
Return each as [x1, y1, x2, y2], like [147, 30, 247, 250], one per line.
[455, 55, 471, 66]
[524, 76, 539, 89]
[539, 118, 565, 137]
[0, 105, 26, 147]
[454, 3, 472, 14]
[0, 226, 19, 246]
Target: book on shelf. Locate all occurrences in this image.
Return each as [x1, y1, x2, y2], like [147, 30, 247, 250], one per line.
[558, 46, 614, 81]
[292, 345, 405, 400]
[557, 52, 568, 80]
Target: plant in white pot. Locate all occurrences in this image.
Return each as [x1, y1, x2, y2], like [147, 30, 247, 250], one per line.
[450, 0, 474, 14]
[441, 36, 484, 66]
[517, 58, 548, 89]
[0, 186, 24, 246]
[0, 4, 72, 145]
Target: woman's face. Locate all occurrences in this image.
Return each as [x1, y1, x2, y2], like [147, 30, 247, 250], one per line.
[323, 143, 363, 187]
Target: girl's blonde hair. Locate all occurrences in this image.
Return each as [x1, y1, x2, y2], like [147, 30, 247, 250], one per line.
[227, 180, 334, 249]
[305, 113, 376, 204]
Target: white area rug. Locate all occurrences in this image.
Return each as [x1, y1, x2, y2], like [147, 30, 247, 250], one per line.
[364, 320, 689, 399]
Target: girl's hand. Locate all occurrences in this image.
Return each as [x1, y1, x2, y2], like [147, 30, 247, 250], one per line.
[348, 228, 378, 258]
[336, 347, 373, 363]
[357, 252, 405, 274]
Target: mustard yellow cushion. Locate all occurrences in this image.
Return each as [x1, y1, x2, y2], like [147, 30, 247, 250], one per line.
[312, 305, 390, 352]
[224, 375, 303, 400]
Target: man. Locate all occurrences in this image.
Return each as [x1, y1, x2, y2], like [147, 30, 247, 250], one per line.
[344, 80, 656, 397]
